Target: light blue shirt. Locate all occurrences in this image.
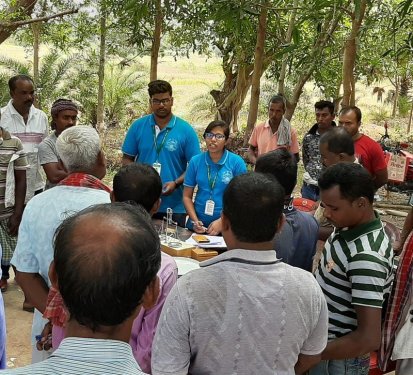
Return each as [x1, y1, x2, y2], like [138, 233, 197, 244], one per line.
[2, 337, 146, 374]
[0, 293, 5, 369]
[184, 150, 247, 227]
[122, 114, 200, 213]
[11, 185, 110, 344]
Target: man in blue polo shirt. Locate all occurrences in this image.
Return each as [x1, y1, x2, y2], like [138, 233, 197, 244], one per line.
[122, 80, 200, 226]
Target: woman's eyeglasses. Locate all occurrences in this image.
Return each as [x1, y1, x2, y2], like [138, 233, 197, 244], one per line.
[204, 132, 226, 141]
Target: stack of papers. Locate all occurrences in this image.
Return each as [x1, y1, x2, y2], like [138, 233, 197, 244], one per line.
[185, 235, 227, 249]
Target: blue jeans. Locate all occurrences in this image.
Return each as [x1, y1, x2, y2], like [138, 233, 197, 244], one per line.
[308, 354, 370, 375]
[301, 183, 320, 201]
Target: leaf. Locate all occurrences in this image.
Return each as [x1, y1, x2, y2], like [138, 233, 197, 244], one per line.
[399, 0, 413, 18]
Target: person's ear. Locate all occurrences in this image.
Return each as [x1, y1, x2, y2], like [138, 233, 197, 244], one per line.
[221, 212, 230, 232]
[96, 150, 107, 180]
[142, 276, 160, 310]
[338, 152, 346, 161]
[48, 261, 59, 290]
[356, 197, 367, 208]
[150, 198, 161, 216]
[276, 213, 286, 234]
[97, 150, 106, 167]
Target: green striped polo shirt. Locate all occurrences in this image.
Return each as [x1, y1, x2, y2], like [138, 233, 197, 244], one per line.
[315, 213, 393, 339]
[0, 127, 29, 220]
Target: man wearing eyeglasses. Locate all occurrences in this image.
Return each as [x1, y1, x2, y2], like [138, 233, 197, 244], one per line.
[122, 80, 200, 227]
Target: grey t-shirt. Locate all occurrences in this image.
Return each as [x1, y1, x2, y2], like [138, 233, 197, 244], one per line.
[152, 249, 328, 375]
[38, 132, 58, 189]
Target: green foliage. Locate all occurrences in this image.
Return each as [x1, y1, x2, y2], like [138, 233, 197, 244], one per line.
[398, 96, 411, 117]
[369, 105, 391, 123]
[36, 52, 75, 110]
[103, 65, 147, 128]
[0, 51, 73, 109]
[62, 53, 147, 128]
[187, 92, 216, 125]
[0, 56, 30, 104]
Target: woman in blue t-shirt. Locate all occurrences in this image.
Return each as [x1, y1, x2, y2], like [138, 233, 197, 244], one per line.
[183, 120, 247, 235]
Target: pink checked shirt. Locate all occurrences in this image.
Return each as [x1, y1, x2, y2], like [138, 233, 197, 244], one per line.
[130, 252, 178, 373]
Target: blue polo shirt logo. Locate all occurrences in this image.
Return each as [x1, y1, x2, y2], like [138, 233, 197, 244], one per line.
[222, 171, 233, 184]
[166, 138, 178, 152]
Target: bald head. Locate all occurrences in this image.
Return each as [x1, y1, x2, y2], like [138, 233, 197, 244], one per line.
[53, 203, 161, 331]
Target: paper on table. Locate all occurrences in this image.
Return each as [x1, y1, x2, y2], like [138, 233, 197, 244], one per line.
[186, 234, 227, 249]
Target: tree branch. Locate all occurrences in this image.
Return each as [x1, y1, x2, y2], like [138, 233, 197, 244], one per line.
[0, 8, 79, 28]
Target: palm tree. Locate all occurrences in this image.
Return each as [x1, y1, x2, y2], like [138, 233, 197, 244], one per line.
[0, 51, 75, 110]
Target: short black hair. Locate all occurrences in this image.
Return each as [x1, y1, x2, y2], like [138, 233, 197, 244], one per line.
[315, 100, 334, 115]
[319, 127, 354, 156]
[53, 203, 161, 331]
[8, 74, 34, 92]
[269, 94, 286, 111]
[148, 80, 172, 97]
[113, 163, 162, 213]
[255, 149, 297, 195]
[340, 106, 362, 123]
[203, 120, 230, 140]
[223, 172, 285, 243]
[318, 163, 374, 203]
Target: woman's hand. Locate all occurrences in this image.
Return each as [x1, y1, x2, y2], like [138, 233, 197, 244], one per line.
[207, 218, 222, 236]
[193, 220, 207, 233]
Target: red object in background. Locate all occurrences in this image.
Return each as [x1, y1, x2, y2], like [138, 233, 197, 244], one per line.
[401, 149, 413, 181]
[293, 197, 317, 212]
[369, 353, 382, 375]
[369, 352, 396, 375]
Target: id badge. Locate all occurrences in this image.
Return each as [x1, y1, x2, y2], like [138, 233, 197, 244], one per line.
[204, 199, 215, 216]
[153, 162, 161, 175]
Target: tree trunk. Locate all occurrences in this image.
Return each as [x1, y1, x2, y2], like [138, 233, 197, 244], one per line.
[407, 99, 413, 133]
[342, 0, 368, 107]
[150, 0, 162, 82]
[407, 100, 413, 135]
[245, 2, 268, 143]
[0, 0, 38, 44]
[277, 0, 299, 94]
[96, 5, 106, 133]
[32, 22, 41, 108]
[400, 74, 411, 98]
[210, 63, 253, 133]
[333, 80, 343, 113]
